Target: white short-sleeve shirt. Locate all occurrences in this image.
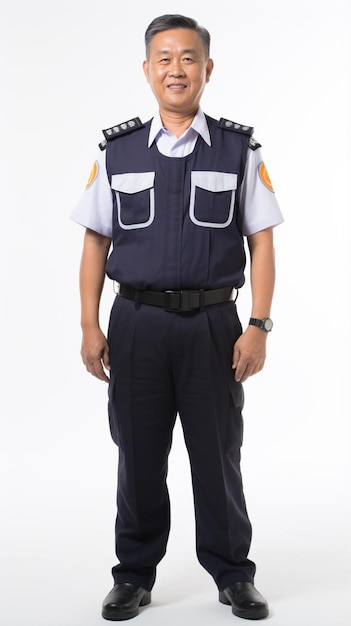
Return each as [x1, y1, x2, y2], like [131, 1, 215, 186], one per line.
[71, 110, 283, 237]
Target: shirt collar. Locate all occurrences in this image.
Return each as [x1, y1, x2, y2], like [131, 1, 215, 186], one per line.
[148, 108, 211, 147]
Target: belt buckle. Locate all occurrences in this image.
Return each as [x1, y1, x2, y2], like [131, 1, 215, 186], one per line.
[165, 290, 195, 312]
[165, 290, 181, 312]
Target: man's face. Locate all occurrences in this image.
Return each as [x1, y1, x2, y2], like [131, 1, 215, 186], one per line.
[143, 28, 213, 116]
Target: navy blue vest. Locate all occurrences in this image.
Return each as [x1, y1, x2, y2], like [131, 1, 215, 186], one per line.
[105, 115, 250, 291]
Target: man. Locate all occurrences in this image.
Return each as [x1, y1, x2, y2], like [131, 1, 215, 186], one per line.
[71, 14, 283, 621]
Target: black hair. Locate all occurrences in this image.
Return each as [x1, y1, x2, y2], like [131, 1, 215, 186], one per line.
[145, 14, 211, 59]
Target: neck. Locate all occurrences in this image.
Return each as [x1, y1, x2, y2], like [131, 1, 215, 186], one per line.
[160, 109, 198, 138]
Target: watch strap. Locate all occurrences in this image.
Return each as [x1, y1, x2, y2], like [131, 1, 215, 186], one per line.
[249, 317, 273, 332]
[249, 317, 264, 329]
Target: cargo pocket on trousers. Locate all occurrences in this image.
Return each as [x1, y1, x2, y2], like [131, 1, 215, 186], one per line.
[226, 381, 245, 451]
[108, 374, 120, 446]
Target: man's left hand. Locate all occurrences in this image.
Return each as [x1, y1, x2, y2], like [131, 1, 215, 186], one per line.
[232, 326, 267, 383]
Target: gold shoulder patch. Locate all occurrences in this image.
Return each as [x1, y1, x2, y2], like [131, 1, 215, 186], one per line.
[86, 160, 99, 189]
[258, 162, 274, 192]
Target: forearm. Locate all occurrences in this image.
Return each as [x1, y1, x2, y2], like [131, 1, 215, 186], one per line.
[248, 227, 275, 319]
[232, 228, 276, 382]
[79, 228, 111, 329]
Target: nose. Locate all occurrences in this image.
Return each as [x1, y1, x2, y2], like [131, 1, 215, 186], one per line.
[168, 59, 185, 77]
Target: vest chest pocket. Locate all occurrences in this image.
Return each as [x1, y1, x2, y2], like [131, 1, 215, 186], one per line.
[111, 172, 155, 230]
[189, 171, 238, 228]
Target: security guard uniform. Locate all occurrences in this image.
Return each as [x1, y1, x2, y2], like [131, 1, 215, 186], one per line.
[71, 108, 283, 593]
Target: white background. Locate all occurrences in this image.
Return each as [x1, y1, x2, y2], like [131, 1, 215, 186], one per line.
[0, 1, 350, 625]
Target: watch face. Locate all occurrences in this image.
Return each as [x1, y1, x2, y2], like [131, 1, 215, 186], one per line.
[264, 318, 273, 331]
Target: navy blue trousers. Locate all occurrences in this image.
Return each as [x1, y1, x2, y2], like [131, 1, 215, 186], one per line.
[107, 295, 256, 592]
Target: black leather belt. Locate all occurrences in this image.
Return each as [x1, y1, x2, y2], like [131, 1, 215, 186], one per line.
[119, 284, 235, 312]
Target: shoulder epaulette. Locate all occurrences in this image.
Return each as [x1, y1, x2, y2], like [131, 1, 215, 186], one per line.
[99, 117, 143, 150]
[249, 137, 262, 151]
[219, 118, 254, 137]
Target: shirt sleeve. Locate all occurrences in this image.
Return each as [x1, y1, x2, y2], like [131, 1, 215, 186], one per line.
[70, 149, 113, 238]
[238, 145, 284, 236]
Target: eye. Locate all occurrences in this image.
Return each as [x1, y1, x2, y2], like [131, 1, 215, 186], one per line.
[183, 56, 194, 63]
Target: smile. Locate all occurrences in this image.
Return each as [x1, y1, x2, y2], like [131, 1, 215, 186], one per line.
[167, 84, 186, 90]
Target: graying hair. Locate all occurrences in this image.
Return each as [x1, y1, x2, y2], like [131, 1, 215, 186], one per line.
[145, 14, 211, 59]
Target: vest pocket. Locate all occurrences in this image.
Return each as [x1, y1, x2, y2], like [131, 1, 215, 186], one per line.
[189, 171, 238, 228]
[111, 172, 155, 230]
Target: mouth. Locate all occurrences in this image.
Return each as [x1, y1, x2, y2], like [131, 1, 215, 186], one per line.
[167, 83, 187, 91]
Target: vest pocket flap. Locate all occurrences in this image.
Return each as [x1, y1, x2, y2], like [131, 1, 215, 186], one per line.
[191, 171, 237, 192]
[111, 172, 155, 194]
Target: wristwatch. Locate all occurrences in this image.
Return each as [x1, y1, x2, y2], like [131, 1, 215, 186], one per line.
[249, 317, 273, 332]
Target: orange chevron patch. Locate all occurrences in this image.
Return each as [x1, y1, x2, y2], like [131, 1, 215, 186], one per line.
[86, 160, 99, 189]
[258, 161, 274, 192]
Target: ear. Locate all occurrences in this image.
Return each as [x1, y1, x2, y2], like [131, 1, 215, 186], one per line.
[206, 58, 214, 83]
[143, 60, 150, 83]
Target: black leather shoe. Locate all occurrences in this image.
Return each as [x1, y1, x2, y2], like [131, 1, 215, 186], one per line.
[219, 582, 269, 620]
[102, 583, 151, 621]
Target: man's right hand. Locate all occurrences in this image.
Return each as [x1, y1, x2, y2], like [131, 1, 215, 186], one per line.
[81, 326, 110, 383]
